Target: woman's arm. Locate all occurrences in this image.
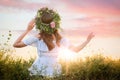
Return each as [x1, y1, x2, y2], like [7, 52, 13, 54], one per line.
[13, 19, 35, 48]
[69, 32, 95, 53]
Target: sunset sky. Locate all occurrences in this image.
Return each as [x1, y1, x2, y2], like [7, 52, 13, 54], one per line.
[0, 0, 120, 59]
[0, 0, 120, 37]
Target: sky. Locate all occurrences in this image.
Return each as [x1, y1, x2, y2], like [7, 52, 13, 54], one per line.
[0, 0, 120, 37]
[0, 0, 120, 59]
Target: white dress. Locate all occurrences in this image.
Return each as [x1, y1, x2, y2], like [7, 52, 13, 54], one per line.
[22, 36, 70, 77]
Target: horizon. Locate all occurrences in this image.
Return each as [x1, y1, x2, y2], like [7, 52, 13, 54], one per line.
[0, 30, 120, 60]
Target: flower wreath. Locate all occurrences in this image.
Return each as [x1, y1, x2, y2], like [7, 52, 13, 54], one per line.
[35, 7, 61, 34]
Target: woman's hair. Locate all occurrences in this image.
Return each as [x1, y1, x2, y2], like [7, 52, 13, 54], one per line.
[41, 12, 53, 24]
[39, 12, 62, 51]
[40, 30, 62, 51]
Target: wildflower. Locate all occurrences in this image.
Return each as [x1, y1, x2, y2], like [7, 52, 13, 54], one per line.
[50, 22, 55, 28]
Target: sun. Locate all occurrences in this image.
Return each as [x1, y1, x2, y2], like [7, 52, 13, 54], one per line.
[58, 47, 78, 62]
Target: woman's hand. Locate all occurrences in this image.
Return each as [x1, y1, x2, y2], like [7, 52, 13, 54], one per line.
[26, 19, 35, 32]
[86, 32, 95, 42]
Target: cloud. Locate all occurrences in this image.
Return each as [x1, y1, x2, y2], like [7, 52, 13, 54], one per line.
[23, 0, 50, 4]
[0, 0, 120, 38]
[61, 0, 120, 16]
[63, 22, 120, 38]
[0, 0, 67, 12]
[0, 0, 48, 11]
[62, 15, 120, 38]
[1, 0, 120, 16]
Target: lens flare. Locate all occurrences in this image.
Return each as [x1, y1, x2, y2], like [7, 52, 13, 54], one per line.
[58, 47, 78, 62]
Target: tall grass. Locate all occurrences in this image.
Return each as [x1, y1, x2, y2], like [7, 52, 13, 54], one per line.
[0, 50, 120, 80]
[0, 51, 33, 80]
[0, 31, 120, 80]
[60, 55, 120, 80]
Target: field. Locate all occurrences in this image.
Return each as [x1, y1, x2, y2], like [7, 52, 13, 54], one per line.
[0, 31, 120, 80]
[0, 49, 120, 80]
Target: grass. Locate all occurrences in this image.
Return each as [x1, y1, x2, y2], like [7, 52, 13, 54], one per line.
[0, 49, 120, 80]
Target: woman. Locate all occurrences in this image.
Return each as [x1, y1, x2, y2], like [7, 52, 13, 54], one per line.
[13, 7, 94, 77]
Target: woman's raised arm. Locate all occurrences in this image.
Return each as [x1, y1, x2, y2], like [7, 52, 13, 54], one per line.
[13, 19, 35, 48]
[69, 32, 95, 53]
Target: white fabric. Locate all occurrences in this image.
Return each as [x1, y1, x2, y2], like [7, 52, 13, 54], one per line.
[22, 36, 70, 77]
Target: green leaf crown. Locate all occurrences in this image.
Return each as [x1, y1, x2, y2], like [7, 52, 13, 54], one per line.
[35, 7, 61, 34]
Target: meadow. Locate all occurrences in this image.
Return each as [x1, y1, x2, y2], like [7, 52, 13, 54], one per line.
[0, 31, 120, 80]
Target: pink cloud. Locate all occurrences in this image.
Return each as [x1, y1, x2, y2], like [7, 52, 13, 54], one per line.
[63, 13, 120, 38]
[1, 0, 120, 16]
[61, 0, 120, 16]
[63, 16, 120, 38]
[0, 0, 120, 38]
[0, 0, 66, 12]
[0, 0, 48, 11]
[64, 25, 120, 38]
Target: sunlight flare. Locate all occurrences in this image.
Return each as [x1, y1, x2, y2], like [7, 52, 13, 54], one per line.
[58, 47, 78, 62]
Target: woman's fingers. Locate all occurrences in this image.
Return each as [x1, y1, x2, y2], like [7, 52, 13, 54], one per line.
[90, 32, 95, 38]
[87, 32, 95, 41]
